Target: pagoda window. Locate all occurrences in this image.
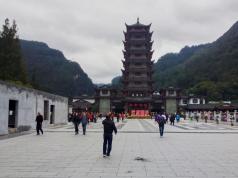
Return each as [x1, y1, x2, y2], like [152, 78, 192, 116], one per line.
[135, 81, 141, 85]
[168, 90, 175, 95]
[192, 98, 198, 104]
[182, 99, 188, 104]
[135, 53, 142, 57]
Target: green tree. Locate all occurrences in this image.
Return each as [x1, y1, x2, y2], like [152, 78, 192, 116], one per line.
[0, 18, 27, 83]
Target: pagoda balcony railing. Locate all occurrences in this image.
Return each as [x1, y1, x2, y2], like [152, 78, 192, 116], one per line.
[123, 69, 154, 74]
[124, 41, 152, 47]
[123, 61, 154, 66]
[129, 55, 147, 58]
[124, 96, 152, 102]
[129, 29, 147, 32]
[124, 77, 152, 82]
[128, 67, 152, 71]
[122, 59, 154, 64]
[125, 58, 152, 63]
[128, 75, 149, 79]
[129, 47, 147, 50]
[128, 36, 152, 40]
[129, 38, 147, 41]
[123, 88, 153, 92]
[128, 49, 151, 53]
[127, 84, 151, 88]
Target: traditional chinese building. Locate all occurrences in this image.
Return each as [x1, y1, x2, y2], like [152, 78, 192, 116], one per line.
[94, 19, 207, 117]
[122, 18, 154, 116]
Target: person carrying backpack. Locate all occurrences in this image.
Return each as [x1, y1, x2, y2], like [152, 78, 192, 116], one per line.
[156, 113, 166, 137]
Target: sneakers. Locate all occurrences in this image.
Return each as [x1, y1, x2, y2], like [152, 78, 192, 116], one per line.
[103, 154, 107, 158]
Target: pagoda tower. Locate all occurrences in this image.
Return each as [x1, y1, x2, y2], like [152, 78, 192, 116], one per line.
[122, 18, 154, 116]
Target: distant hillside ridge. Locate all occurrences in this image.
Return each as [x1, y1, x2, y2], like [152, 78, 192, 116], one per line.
[20, 40, 95, 97]
[153, 20, 238, 100]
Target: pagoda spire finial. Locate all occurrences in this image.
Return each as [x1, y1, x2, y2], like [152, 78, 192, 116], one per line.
[137, 17, 139, 24]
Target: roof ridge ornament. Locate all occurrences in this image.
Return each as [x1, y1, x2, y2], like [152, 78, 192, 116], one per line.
[137, 17, 139, 24]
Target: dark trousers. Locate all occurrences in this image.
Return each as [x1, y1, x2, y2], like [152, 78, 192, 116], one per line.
[82, 124, 86, 135]
[159, 124, 164, 136]
[74, 122, 79, 134]
[170, 120, 174, 125]
[36, 123, 43, 135]
[103, 134, 113, 156]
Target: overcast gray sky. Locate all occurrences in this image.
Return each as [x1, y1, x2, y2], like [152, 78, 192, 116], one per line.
[0, 0, 238, 83]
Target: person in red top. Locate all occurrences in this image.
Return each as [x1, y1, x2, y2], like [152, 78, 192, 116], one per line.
[86, 112, 92, 123]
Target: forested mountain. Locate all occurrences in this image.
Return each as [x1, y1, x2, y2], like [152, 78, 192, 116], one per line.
[154, 21, 238, 100]
[153, 44, 208, 88]
[112, 21, 238, 101]
[20, 40, 95, 97]
[111, 76, 122, 89]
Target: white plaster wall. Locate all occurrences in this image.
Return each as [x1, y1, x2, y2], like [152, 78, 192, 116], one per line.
[0, 82, 68, 135]
[0, 84, 9, 135]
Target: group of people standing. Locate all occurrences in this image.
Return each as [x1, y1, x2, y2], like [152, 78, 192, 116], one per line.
[69, 112, 89, 135]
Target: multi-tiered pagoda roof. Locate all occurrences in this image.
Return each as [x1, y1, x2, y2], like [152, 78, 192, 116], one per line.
[122, 18, 154, 115]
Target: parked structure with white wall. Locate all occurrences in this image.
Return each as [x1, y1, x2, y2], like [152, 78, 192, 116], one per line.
[0, 81, 68, 135]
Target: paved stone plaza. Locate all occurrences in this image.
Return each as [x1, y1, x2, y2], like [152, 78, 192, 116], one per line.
[1, 119, 238, 178]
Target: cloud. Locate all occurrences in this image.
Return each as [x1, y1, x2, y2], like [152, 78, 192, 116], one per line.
[0, 0, 237, 83]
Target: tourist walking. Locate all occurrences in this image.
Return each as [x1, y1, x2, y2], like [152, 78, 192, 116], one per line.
[73, 112, 80, 135]
[170, 113, 175, 125]
[36, 112, 44, 135]
[195, 112, 199, 122]
[93, 113, 97, 123]
[176, 113, 180, 122]
[81, 112, 88, 135]
[156, 113, 166, 137]
[102, 114, 117, 157]
[116, 113, 120, 122]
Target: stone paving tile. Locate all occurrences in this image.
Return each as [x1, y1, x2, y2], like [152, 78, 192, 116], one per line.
[1, 120, 238, 178]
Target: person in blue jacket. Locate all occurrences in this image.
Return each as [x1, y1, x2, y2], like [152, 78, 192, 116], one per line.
[81, 112, 88, 135]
